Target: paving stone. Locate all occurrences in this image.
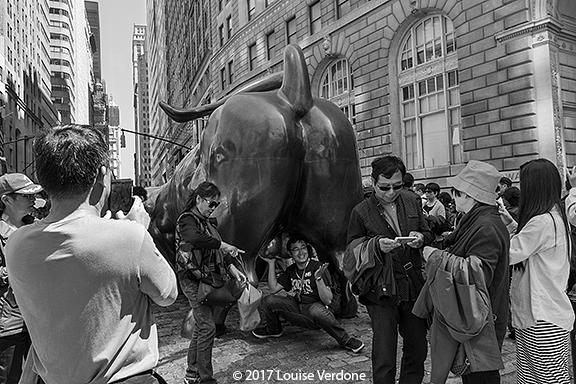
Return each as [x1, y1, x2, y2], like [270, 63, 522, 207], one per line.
[153, 292, 573, 383]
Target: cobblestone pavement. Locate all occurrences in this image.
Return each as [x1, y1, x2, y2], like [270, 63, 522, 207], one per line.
[153, 292, 571, 384]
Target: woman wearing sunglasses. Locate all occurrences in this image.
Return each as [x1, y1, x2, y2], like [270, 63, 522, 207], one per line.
[175, 181, 246, 384]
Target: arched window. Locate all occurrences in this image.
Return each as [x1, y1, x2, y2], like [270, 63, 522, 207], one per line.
[398, 15, 460, 169]
[320, 58, 355, 124]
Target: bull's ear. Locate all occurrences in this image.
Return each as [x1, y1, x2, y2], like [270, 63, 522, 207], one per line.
[280, 44, 313, 119]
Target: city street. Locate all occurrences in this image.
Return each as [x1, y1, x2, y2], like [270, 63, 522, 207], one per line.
[153, 289, 524, 384]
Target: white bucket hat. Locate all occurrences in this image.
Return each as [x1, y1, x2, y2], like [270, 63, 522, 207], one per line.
[447, 160, 502, 206]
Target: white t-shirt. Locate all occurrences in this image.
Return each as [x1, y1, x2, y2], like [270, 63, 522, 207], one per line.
[5, 209, 177, 384]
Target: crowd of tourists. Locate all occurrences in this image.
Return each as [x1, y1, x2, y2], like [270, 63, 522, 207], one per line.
[0, 124, 573, 384]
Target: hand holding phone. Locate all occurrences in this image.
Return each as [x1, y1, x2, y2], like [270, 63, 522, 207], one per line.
[394, 236, 418, 244]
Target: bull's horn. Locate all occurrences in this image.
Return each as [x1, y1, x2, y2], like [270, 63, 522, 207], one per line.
[280, 44, 313, 118]
[159, 72, 284, 123]
[158, 101, 220, 123]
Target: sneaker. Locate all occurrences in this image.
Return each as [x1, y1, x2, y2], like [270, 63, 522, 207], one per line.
[344, 337, 364, 353]
[252, 327, 283, 339]
[183, 377, 201, 384]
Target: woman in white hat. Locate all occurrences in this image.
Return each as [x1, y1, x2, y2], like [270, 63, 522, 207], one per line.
[0, 173, 42, 383]
[441, 160, 510, 383]
[500, 158, 573, 383]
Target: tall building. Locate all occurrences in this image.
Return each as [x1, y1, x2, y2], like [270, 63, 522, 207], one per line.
[147, 0, 576, 188]
[132, 24, 152, 187]
[0, 0, 59, 176]
[147, 0, 209, 185]
[49, 0, 93, 125]
[85, 1, 107, 148]
[85, 1, 101, 82]
[108, 101, 121, 178]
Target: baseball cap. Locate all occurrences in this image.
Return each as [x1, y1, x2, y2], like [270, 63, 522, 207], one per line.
[0, 173, 43, 197]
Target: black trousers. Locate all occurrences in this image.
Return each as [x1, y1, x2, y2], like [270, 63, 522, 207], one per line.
[462, 370, 500, 384]
[366, 300, 428, 384]
[0, 332, 31, 384]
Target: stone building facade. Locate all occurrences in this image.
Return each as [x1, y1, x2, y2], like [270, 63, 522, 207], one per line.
[148, 0, 576, 187]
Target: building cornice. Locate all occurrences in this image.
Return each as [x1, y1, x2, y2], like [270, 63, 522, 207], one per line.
[494, 17, 563, 43]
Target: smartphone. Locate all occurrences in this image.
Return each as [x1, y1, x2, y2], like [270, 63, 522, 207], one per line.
[108, 178, 133, 217]
[394, 236, 418, 244]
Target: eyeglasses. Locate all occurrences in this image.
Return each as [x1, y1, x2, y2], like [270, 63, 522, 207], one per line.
[290, 246, 307, 254]
[8, 193, 35, 200]
[376, 183, 403, 192]
[202, 197, 220, 209]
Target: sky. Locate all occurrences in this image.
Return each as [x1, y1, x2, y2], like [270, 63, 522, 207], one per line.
[97, 0, 147, 179]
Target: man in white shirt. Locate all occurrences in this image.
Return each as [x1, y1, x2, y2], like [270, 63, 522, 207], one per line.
[6, 125, 178, 384]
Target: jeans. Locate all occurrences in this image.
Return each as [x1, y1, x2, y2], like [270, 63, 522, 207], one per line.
[366, 300, 428, 384]
[0, 332, 31, 384]
[180, 277, 216, 382]
[261, 295, 350, 345]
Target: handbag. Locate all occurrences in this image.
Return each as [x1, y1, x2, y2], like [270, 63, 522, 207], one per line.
[197, 272, 244, 308]
[237, 284, 262, 331]
[450, 343, 471, 376]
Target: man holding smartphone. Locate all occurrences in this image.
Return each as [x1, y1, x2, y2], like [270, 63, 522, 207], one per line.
[346, 155, 434, 384]
[5, 125, 178, 384]
[252, 235, 364, 353]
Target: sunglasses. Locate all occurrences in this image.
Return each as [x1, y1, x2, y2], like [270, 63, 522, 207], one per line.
[202, 197, 221, 209]
[377, 183, 403, 192]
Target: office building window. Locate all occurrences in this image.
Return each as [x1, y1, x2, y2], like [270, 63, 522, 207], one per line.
[220, 67, 227, 90]
[228, 60, 234, 85]
[226, 16, 232, 39]
[266, 30, 275, 60]
[336, 0, 350, 19]
[309, 2, 321, 35]
[286, 17, 297, 45]
[248, 43, 257, 70]
[399, 15, 461, 169]
[320, 58, 355, 123]
[219, 24, 224, 46]
[247, 0, 255, 20]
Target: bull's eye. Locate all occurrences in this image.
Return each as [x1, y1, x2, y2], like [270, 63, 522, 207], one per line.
[212, 145, 228, 164]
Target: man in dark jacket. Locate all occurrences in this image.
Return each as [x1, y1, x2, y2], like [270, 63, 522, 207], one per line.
[444, 160, 510, 384]
[346, 156, 433, 384]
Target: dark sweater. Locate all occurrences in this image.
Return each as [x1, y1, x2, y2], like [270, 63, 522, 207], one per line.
[444, 203, 510, 346]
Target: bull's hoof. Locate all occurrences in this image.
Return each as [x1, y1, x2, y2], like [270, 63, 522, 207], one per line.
[215, 324, 227, 337]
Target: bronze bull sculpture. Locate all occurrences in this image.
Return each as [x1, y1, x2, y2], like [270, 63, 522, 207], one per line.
[148, 44, 363, 320]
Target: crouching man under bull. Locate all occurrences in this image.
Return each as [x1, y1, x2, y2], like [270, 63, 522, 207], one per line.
[345, 155, 434, 384]
[252, 235, 364, 353]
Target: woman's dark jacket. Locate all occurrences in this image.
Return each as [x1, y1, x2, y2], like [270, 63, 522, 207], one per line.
[175, 208, 233, 281]
[443, 204, 510, 346]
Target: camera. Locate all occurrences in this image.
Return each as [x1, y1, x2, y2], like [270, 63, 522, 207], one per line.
[107, 178, 133, 217]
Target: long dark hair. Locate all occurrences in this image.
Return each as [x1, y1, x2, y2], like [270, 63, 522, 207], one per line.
[517, 158, 569, 245]
[183, 181, 220, 213]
